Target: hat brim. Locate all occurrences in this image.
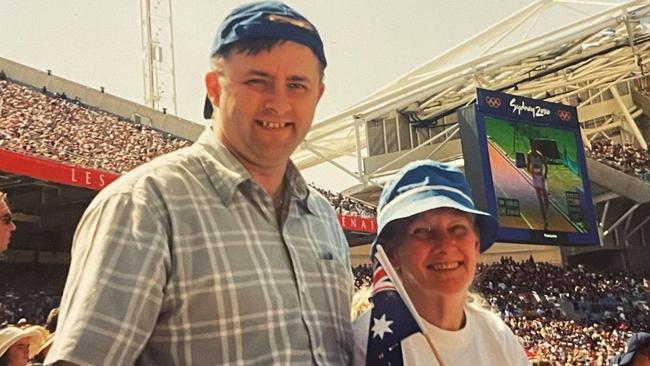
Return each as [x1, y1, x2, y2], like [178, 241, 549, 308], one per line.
[373, 190, 498, 253]
[0, 327, 44, 359]
[37, 332, 54, 355]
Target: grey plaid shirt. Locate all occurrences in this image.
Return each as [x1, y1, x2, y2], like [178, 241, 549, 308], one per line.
[46, 128, 353, 366]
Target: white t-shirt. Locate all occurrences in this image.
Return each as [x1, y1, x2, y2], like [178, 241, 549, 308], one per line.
[352, 302, 530, 366]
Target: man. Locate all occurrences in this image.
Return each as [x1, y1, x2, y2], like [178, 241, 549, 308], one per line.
[611, 332, 650, 366]
[0, 191, 17, 253]
[46, 2, 352, 365]
[527, 148, 550, 229]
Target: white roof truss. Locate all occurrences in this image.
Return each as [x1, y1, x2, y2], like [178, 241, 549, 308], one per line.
[294, 0, 650, 181]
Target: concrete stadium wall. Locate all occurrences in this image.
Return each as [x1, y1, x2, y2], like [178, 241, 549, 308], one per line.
[626, 246, 650, 273]
[586, 159, 650, 204]
[350, 244, 372, 267]
[0, 56, 204, 141]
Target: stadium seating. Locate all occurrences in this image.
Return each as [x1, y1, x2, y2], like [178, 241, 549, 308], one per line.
[0, 79, 190, 174]
[587, 139, 650, 182]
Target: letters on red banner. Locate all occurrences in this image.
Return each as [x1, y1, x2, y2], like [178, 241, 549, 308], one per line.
[0, 148, 118, 190]
[338, 215, 377, 234]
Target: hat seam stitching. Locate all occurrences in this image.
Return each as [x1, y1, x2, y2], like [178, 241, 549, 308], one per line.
[379, 185, 473, 222]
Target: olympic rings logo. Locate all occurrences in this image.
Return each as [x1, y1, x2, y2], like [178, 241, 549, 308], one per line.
[485, 96, 501, 108]
[557, 110, 572, 121]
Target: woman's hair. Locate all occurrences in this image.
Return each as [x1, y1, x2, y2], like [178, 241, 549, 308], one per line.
[351, 286, 371, 320]
[374, 217, 409, 257]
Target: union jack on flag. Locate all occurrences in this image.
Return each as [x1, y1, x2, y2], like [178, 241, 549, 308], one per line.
[365, 256, 422, 366]
[372, 260, 396, 296]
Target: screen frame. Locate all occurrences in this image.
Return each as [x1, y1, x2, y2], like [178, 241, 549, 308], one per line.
[459, 88, 600, 246]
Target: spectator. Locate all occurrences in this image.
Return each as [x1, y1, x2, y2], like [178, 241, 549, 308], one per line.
[0, 264, 64, 326]
[352, 263, 373, 290]
[309, 184, 377, 218]
[0, 326, 44, 366]
[0, 192, 16, 253]
[47, 2, 352, 365]
[43, 309, 58, 335]
[30, 308, 58, 365]
[352, 160, 528, 365]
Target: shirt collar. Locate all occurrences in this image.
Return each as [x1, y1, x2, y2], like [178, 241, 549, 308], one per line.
[284, 159, 313, 215]
[195, 127, 312, 213]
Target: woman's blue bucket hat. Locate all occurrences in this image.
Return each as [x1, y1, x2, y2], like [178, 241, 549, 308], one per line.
[373, 160, 498, 253]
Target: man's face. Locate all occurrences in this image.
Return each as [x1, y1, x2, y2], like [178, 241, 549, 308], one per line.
[206, 41, 324, 171]
[0, 200, 16, 253]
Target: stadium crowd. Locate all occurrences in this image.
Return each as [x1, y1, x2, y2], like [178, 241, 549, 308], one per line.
[0, 264, 64, 327]
[637, 84, 650, 98]
[310, 184, 376, 218]
[352, 257, 650, 365]
[587, 138, 650, 181]
[0, 78, 190, 174]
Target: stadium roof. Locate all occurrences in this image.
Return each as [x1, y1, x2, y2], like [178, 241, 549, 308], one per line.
[294, 0, 650, 177]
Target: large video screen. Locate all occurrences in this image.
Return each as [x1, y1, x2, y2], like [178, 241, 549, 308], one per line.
[459, 88, 600, 246]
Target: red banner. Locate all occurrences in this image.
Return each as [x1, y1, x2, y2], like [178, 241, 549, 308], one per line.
[1, 150, 379, 233]
[337, 214, 377, 233]
[0, 149, 119, 190]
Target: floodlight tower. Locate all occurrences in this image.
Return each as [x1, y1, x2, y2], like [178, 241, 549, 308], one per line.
[140, 0, 178, 114]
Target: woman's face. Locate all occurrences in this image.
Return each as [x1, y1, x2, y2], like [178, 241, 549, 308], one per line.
[7, 337, 30, 366]
[390, 208, 480, 299]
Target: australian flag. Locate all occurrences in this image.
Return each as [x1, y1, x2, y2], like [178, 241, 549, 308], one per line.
[365, 257, 422, 366]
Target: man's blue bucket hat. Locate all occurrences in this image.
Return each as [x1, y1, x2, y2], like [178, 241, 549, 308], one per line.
[373, 160, 499, 253]
[203, 1, 325, 119]
[610, 332, 650, 366]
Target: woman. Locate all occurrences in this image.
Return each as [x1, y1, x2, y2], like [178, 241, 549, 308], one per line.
[0, 191, 17, 254]
[352, 160, 529, 365]
[0, 326, 44, 366]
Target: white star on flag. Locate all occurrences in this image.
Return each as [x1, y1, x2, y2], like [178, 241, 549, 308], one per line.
[371, 314, 394, 339]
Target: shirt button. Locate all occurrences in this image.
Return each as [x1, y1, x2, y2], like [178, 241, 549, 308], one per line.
[315, 346, 325, 359]
[300, 283, 307, 294]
